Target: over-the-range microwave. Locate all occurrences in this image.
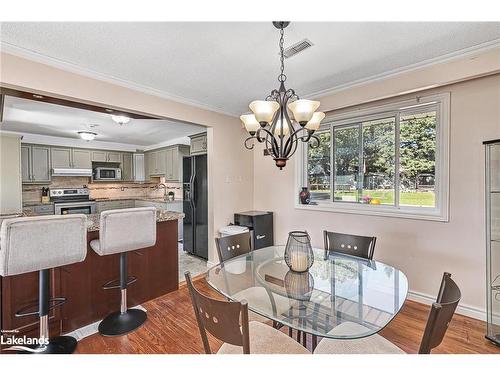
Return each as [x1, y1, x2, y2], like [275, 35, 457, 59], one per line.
[93, 167, 122, 181]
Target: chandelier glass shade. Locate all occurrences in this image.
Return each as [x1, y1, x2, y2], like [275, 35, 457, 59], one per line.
[241, 22, 324, 169]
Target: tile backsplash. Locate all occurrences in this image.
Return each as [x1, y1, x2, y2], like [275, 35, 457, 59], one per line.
[22, 177, 183, 203]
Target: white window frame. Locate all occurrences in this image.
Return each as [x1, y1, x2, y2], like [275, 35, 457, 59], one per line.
[295, 93, 450, 222]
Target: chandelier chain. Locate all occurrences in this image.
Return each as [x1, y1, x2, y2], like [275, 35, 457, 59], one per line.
[278, 28, 286, 82]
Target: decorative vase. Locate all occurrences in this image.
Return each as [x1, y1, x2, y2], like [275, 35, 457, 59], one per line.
[299, 187, 311, 204]
[284, 231, 314, 273]
[284, 270, 314, 301]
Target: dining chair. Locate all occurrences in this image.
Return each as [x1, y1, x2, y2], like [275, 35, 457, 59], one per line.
[314, 272, 461, 354]
[323, 230, 377, 260]
[215, 232, 290, 325]
[185, 271, 310, 354]
[215, 231, 254, 263]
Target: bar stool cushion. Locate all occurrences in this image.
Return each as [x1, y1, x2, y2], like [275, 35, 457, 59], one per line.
[0, 215, 87, 276]
[90, 207, 156, 256]
[217, 321, 310, 354]
[313, 321, 406, 354]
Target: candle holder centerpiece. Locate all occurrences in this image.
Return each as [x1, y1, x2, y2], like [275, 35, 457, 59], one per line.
[284, 231, 314, 273]
[284, 270, 314, 302]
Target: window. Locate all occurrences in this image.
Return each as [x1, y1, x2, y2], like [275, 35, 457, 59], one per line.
[301, 94, 449, 221]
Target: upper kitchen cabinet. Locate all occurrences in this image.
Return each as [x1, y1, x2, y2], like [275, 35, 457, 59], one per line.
[91, 150, 107, 162]
[122, 152, 133, 181]
[22, 144, 51, 183]
[91, 150, 121, 163]
[51, 147, 92, 169]
[189, 132, 207, 155]
[133, 153, 146, 182]
[149, 149, 166, 176]
[107, 151, 122, 163]
[72, 149, 92, 169]
[166, 145, 190, 182]
[51, 147, 72, 168]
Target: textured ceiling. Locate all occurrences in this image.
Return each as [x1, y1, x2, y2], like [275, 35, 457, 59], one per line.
[1, 96, 205, 146]
[1, 22, 499, 115]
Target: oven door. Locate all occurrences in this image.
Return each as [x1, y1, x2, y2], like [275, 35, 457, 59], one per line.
[54, 202, 96, 215]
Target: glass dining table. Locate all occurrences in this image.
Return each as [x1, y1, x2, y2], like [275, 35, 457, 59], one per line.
[206, 245, 408, 341]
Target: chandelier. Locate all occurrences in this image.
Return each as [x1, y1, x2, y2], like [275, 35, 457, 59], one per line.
[240, 22, 325, 170]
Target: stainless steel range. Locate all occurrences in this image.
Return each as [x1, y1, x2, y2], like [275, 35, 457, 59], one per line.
[50, 188, 96, 215]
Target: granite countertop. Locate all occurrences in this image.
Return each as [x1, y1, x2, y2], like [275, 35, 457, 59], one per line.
[86, 210, 185, 232]
[4, 208, 184, 232]
[93, 196, 184, 203]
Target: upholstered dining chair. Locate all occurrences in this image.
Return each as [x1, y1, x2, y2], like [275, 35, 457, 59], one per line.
[314, 272, 461, 354]
[323, 230, 377, 260]
[185, 271, 310, 354]
[215, 232, 290, 325]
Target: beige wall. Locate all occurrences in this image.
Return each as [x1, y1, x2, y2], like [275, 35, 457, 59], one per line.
[253, 74, 500, 317]
[0, 133, 22, 214]
[0, 52, 254, 262]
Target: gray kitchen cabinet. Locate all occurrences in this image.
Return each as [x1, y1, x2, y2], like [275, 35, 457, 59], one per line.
[165, 145, 190, 182]
[22, 144, 51, 183]
[21, 145, 31, 183]
[91, 150, 107, 162]
[133, 153, 145, 182]
[165, 148, 175, 180]
[189, 133, 207, 155]
[51, 147, 72, 168]
[72, 149, 92, 169]
[30, 204, 55, 216]
[149, 150, 166, 176]
[96, 200, 135, 213]
[121, 152, 133, 181]
[107, 151, 121, 163]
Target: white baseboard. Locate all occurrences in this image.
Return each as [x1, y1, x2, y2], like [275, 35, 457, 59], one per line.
[407, 290, 486, 321]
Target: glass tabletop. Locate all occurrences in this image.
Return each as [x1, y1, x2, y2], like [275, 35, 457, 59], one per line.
[206, 246, 408, 339]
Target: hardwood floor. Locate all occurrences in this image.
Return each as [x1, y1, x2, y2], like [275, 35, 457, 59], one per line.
[75, 277, 500, 354]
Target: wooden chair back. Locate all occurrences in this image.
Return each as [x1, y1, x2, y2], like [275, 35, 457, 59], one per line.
[185, 271, 250, 354]
[323, 230, 376, 260]
[418, 272, 461, 354]
[215, 231, 253, 263]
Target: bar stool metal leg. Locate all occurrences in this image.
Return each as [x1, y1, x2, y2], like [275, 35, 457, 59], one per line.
[98, 253, 147, 336]
[18, 270, 78, 354]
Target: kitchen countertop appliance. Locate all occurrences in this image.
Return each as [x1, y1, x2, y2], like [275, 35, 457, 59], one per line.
[50, 188, 96, 215]
[93, 167, 122, 181]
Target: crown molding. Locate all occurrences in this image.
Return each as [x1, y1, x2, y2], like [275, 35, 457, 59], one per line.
[0, 42, 240, 118]
[2, 38, 499, 117]
[304, 39, 500, 100]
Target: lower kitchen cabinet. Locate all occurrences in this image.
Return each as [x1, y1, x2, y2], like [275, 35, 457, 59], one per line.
[96, 200, 135, 213]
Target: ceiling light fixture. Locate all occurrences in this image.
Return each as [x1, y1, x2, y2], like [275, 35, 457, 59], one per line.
[78, 131, 97, 141]
[111, 115, 131, 125]
[241, 22, 324, 170]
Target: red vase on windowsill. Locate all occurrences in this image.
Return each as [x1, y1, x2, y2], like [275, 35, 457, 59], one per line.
[299, 187, 311, 205]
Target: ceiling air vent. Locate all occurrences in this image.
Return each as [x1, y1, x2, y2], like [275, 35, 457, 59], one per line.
[283, 39, 313, 59]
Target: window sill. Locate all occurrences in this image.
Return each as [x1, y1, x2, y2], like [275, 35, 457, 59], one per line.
[294, 201, 448, 222]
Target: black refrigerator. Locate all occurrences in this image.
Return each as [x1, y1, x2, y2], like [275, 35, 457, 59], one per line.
[183, 154, 208, 259]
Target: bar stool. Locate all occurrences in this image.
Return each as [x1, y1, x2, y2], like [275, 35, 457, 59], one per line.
[90, 207, 156, 337]
[0, 215, 87, 354]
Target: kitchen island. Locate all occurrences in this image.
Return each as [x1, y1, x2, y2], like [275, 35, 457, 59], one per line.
[0, 210, 183, 338]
